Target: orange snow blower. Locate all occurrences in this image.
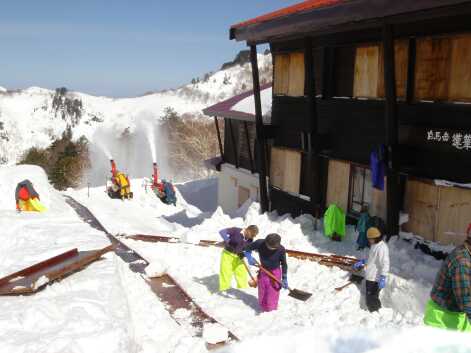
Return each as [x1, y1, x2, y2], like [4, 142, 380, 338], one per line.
[106, 159, 133, 200]
[148, 162, 176, 205]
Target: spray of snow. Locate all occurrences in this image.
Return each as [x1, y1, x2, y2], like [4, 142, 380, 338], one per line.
[143, 119, 157, 164]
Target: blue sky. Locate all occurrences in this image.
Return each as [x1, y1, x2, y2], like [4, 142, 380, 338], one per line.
[0, 1, 299, 97]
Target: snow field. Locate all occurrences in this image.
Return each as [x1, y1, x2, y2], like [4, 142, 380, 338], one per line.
[2, 165, 469, 352]
[0, 166, 210, 352]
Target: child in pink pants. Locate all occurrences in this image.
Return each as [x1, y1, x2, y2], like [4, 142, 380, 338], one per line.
[244, 233, 288, 312]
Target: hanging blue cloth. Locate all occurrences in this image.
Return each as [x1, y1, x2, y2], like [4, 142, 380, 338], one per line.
[370, 147, 385, 190]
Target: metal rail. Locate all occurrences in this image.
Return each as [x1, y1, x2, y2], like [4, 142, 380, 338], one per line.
[64, 196, 238, 349]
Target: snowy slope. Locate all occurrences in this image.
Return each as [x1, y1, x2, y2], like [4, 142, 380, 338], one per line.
[0, 53, 272, 167]
[0, 165, 209, 353]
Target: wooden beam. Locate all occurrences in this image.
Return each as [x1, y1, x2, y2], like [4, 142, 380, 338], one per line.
[243, 122, 255, 173]
[383, 24, 401, 239]
[406, 38, 416, 104]
[322, 46, 334, 99]
[228, 119, 239, 169]
[304, 37, 321, 215]
[214, 117, 224, 161]
[250, 45, 269, 212]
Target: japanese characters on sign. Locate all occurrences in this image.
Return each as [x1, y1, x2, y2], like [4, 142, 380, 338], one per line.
[427, 130, 471, 150]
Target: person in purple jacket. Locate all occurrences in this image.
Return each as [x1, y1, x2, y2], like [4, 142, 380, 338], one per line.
[244, 233, 288, 312]
[218, 225, 259, 292]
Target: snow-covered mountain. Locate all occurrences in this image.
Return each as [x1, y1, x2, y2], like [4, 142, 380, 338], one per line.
[0, 52, 272, 166]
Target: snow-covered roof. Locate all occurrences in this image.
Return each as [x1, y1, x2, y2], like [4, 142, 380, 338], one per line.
[202, 83, 272, 122]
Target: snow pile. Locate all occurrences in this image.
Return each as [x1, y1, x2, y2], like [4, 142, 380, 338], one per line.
[0, 165, 52, 210]
[203, 323, 229, 344]
[220, 326, 471, 353]
[145, 260, 168, 278]
[0, 86, 6, 93]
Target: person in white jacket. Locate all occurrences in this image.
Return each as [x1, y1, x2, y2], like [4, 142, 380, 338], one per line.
[352, 227, 390, 312]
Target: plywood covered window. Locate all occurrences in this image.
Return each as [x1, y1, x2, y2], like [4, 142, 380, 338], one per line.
[352, 41, 408, 99]
[404, 178, 471, 245]
[415, 34, 471, 102]
[273, 53, 305, 97]
[269, 146, 301, 194]
[326, 160, 350, 212]
[335, 41, 408, 99]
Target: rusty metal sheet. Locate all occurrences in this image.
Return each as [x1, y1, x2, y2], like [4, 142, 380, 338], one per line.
[0, 245, 113, 295]
[126, 234, 358, 268]
[64, 197, 238, 348]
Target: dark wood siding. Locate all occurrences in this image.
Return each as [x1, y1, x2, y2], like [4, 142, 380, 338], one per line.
[223, 119, 256, 172]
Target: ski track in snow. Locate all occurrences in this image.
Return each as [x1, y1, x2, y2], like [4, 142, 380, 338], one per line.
[2, 164, 471, 352]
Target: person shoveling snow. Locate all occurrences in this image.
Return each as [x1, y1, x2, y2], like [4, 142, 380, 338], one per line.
[218, 225, 259, 292]
[244, 233, 290, 312]
[15, 179, 47, 212]
[352, 227, 390, 312]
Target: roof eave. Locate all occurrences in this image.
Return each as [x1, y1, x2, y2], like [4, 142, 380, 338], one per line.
[230, 0, 471, 44]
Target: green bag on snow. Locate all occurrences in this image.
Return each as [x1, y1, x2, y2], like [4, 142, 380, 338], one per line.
[323, 204, 346, 240]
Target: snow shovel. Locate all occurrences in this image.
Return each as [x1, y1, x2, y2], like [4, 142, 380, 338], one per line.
[253, 259, 312, 301]
[242, 259, 257, 288]
[334, 281, 354, 292]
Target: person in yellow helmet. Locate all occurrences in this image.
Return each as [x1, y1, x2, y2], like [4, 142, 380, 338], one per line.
[352, 227, 390, 312]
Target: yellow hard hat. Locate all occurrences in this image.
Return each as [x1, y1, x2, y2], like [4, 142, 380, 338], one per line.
[367, 227, 382, 239]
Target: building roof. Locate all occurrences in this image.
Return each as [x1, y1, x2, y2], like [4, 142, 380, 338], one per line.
[202, 83, 272, 122]
[231, 0, 342, 30]
[230, 0, 471, 43]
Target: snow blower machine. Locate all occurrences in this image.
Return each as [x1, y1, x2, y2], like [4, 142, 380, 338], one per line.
[106, 159, 133, 200]
[146, 162, 176, 205]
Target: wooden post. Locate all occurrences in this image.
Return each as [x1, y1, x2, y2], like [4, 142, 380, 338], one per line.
[383, 24, 400, 238]
[244, 121, 255, 173]
[250, 44, 269, 213]
[214, 117, 224, 161]
[305, 37, 320, 215]
[228, 119, 239, 169]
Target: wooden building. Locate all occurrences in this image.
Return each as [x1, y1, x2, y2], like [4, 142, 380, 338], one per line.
[212, 0, 471, 246]
[203, 84, 271, 212]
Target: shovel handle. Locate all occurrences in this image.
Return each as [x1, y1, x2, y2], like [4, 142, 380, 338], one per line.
[253, 259, 284, 287]
[335, 281, 353, 292]
[242, 259, 257, 283]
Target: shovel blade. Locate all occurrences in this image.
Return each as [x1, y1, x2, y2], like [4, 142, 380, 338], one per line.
[288, 288, 312, 301]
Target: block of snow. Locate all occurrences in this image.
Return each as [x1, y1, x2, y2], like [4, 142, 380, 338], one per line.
[173, 308, 192, 320]
[202, 323, 229, 344]
[180, 231, 202, 245]
[145, 261, 168, 278]
[33, 275, 49, 290]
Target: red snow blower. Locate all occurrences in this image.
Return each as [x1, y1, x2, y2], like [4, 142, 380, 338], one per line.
[146, 162, 176, 206]
[106, 159, 133, 200]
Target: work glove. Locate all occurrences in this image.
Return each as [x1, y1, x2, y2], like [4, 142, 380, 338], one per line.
[378, 275, 386, 290]
[244, 251, 256, 266]
[352, 259, 366, 270]
[281, 275, 289, 290]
